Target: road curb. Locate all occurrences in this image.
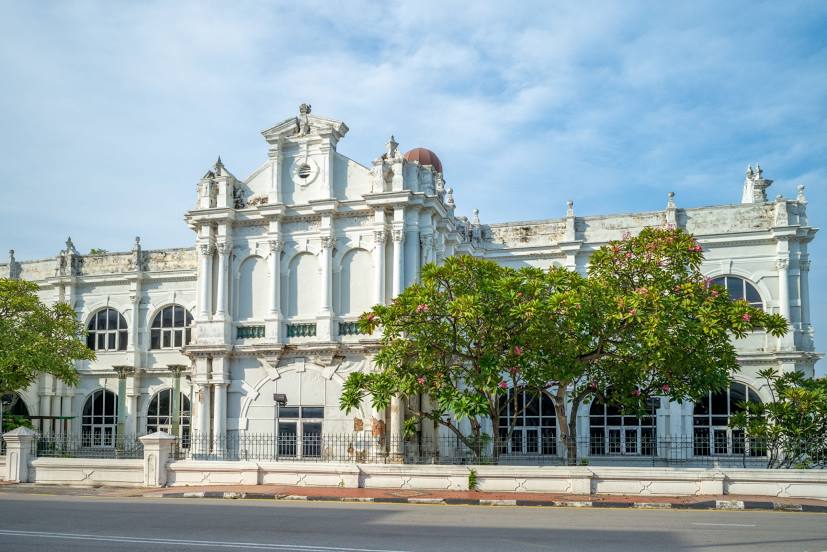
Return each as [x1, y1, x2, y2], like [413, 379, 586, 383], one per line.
[145, 491, 826, 513]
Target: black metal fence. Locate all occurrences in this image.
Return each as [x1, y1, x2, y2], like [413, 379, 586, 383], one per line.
[32, 434, 144, 459]
[173, 432, 826, 469]
[3, 431, 822, 468]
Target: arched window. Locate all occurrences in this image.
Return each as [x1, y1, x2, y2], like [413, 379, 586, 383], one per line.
[146, 389, 191, 441]
[693, 382, 763, 456]
[712, 276, 763, 310]
[589, 397, 658, 456]
[150, 305, 193, 349]
[86, 308, 128, 351]
[497, 390, 557, 456]
[82, 390, 118, 447]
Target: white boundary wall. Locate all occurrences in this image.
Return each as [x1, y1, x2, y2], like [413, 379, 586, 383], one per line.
[3, 431, 826, 499]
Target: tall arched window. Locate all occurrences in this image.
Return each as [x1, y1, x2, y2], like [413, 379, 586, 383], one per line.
[150, 305, 193, 349]
[497, 390, 557, 455]
[693, 382, 763, 456]
[82, 390, 118, 447]
[589, 397, 658, 456]
[712, 276, 763, 310]
[86, 308, 128, 351]
[146, 389, 191, 441]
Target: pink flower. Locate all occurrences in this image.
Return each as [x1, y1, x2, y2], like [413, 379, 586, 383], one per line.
[631, 389, 641, 397]
[625, 252, 633, 259]
[416, 303, 429, 313]
[711, 290, 720, 297]
[628, 308, 638, 316]
[509, 366, 520, 376]
[417, 376, 426, 385]
[498, 380, 508, 389]
[742, 313, 751, 322]
[589, 379, 598, 390]
[514, 345, 524, 357]
[635, 287, 649, 295]
[661, 384, 671, 394]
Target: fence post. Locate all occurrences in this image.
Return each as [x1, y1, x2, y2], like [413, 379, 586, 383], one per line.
[140, 431, 178, 487]
[3, 427, 37, 483]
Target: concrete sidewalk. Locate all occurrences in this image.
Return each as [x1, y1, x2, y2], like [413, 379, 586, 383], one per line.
[4, 482, 824, 512]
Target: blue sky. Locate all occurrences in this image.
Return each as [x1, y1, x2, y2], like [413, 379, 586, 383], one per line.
[1, 1, 825, 373]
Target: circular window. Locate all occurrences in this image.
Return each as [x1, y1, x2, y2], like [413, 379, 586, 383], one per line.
[291, 159, 319, 186]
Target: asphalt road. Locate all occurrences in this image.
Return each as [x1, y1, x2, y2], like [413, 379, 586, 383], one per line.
[0, 493, 825, 552]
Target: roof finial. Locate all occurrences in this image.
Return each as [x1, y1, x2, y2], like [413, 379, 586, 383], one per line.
[386, 135, 399, 158]
[667, 191, 676, 209]
[446, 187, 455, 208]
[797, 184, 807, 203]
[755, 162, 763, 179]
[566, 200, 574, 218]
[472, 208, 480, 225]
[299, 103, 311, 116]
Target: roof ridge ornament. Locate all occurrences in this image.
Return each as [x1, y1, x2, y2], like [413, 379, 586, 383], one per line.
[741, 161, 772, 204]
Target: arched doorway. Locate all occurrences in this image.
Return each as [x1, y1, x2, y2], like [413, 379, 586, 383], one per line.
[81, 390, 118, 447]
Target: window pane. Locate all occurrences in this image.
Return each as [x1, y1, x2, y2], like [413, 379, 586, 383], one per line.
[162, 331, 171, 348]
[694, 395, 710, 415]
[150, 330, 160, 350]
[279, 407, 300, 418]
[118, 331, 127, 350]
[745, 283, 761, 305]
[727, 278, 744, 300]
[148, 395, 159, 416]
[151, 314, 161, 328]
[185, 328, 191, 345]
[97, 311, 107, 329]
[711, 391, 728, 414]
[88, 316, 96, 330]
[729, 383, 746, 413]
[174, 330, 183, 348]
[185, 311, 193, 326]
[712, 277, 726, 287]
[278, 422, 297, 436]
[97, 333, 105, 350]
[301, 407, 324, 419]
[87, 333, 95, 350]
[174, 306, 185, 327]
[107, 309, 118, 329]
[162, 307, 173, 328]
[158, 390, 171, 416]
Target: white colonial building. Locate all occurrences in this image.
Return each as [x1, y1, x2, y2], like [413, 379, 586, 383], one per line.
[1, 104, 820, 462]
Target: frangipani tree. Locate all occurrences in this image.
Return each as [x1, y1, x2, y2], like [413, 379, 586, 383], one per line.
[522, 227, 788, 462]
[340, 228, 788, 463]
[340, 256, 535, 456]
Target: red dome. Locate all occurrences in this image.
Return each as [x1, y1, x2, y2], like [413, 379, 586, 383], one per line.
[403, 147, 443, 174]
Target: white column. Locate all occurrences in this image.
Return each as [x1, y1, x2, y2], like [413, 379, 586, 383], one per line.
[777, 258, 791, 320]
[320, 236, 333, 314]
[404, 226, 420, 287]
[392, 230, 404, 297]
[212, 383, 227, 451]
[197, 243, 213, 320]
[800, 258, 811, 328]
[194, 357, 211, 437]
[373, 230, 386, 305]
[215, 242, 228, 319]
[268, 239, 283, 316]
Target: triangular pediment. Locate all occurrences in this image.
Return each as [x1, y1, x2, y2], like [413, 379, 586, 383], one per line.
[261, 112, 348, 143]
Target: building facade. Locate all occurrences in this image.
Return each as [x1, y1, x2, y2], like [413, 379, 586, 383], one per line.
[1, 105, 820, 460]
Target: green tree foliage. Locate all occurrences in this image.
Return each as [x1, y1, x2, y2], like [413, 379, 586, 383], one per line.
[0, 278, 94, 393]
[731, 369, 827, 468]
[340, 228, 788, 463]
[525, 227, 787, 461]
[340, 256, 531, 455]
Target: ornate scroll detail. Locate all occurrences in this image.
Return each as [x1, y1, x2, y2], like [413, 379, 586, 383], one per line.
[320, 236, 335, 250]
[392, 229, 404, 243]
[776, 258, 790, 271]
[198, 243, 213, 256]
[373, 230, 387, 245]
